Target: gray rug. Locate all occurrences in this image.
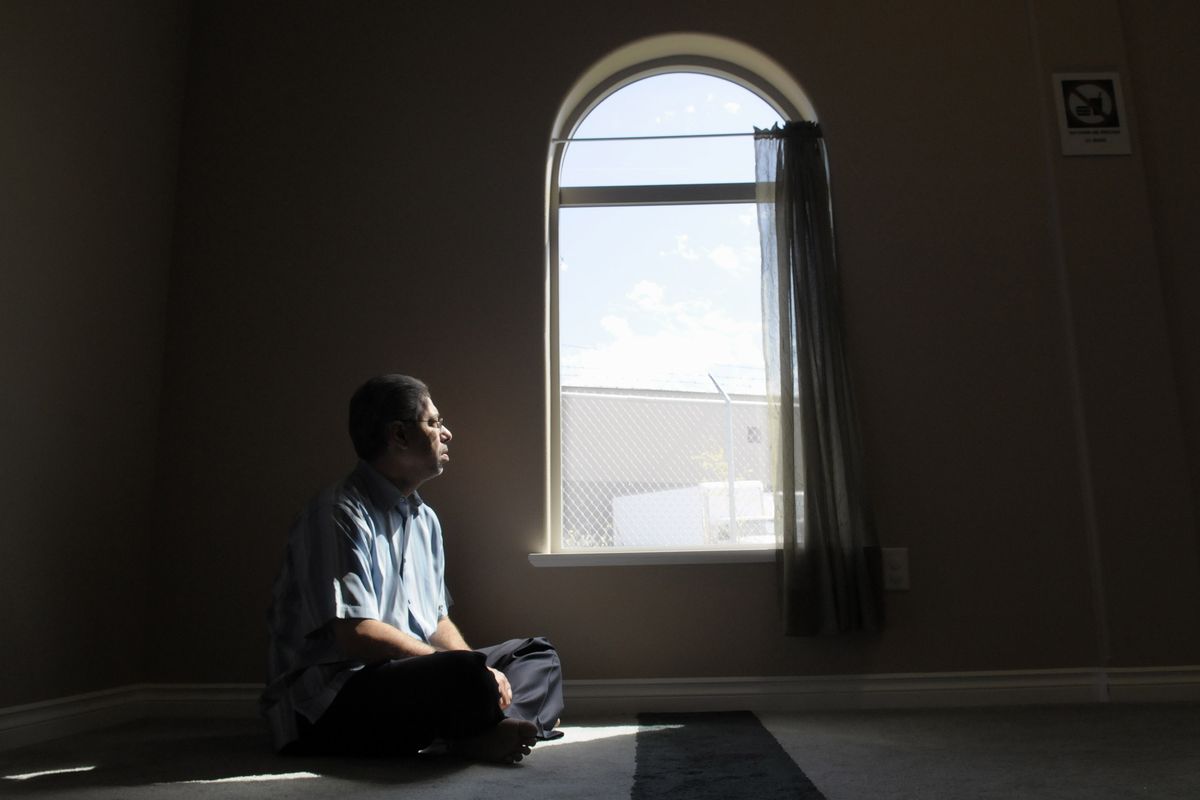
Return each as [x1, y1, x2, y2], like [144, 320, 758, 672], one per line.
[6, 704, 1196, 798]
[634, 711, 826, 799]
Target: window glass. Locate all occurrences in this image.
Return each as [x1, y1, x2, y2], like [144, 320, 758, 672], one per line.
[560, 73, 781, 187]
[556, 72, 783, 550]
[559, 204, 765, 393]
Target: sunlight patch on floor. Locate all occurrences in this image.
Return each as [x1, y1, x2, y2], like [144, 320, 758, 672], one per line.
[537, 723, 683, 748]
[4, 765, 97, 781]
[171, 771, 322, 784]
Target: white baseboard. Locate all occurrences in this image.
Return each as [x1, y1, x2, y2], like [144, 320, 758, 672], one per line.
[0, 684, 261, 752]
[3, 666, 1198, 751]
[1106, 666, 1200, 703]
[563, 669, 1106, 715]
[563, 666, 1200, 715]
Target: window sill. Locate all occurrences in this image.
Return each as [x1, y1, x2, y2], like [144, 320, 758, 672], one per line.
[528, 548, 777, 567]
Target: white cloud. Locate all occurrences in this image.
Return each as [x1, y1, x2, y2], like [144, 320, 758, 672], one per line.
[628, 280, 665, 309]
[662, 237, 760, 276]
[709, 245, 741, 274]
[563, 283, 764, 392]
[723, 101, 741, 114]
[670, 234, 701, 261]
[600, 315, 632, 339]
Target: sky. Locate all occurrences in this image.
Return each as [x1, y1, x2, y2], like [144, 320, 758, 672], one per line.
[557, 72, 782, 395]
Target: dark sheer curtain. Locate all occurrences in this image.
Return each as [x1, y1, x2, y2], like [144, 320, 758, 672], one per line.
[755, 122, 883, 636]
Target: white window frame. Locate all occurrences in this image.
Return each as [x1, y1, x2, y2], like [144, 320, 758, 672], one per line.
[538, 46, 814, 567]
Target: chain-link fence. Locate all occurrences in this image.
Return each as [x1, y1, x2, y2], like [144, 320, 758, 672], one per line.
[561, 386, 777, 549]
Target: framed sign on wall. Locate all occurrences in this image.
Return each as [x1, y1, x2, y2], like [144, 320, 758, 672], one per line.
[1052, 72, 1132, 157]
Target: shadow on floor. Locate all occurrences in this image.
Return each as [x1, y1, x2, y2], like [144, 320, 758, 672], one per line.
[0, 717, 475, 794]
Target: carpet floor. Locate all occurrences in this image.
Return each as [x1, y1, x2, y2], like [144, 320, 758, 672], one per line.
[1, 704, 1197, 798]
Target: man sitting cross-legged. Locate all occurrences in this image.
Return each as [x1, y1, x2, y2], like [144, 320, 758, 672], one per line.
[261, 374, 563, 763]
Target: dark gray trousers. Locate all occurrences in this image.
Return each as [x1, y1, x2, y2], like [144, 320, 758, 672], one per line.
[291, 636, 563, 755]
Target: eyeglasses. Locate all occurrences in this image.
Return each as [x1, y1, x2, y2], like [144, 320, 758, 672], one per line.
[398, 416, 447, 429]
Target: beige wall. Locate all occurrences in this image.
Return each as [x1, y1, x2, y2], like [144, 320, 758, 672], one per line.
[1027, 0, 1199, 670]
[147, 0, 1198, 685]
[0, 1, 190, 706]
[3, 0, 1197, 706]
[1119, 0, 1200, 612]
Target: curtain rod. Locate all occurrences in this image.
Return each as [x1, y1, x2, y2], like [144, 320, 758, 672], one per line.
[551, 131, 758, 144]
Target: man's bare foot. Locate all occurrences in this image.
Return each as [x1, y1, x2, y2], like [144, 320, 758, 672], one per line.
[450, 718, 539, 764]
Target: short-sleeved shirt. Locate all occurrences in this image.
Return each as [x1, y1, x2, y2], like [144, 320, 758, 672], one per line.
[260, 460, 451, 750]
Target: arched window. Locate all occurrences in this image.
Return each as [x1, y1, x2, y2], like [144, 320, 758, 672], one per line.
[548, 41, 811, 556]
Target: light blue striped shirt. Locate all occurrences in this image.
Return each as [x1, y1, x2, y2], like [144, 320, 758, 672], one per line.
[260, 461, 451, 750]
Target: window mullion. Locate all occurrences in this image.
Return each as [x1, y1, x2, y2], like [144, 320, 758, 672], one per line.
[560, 182, 758, 208]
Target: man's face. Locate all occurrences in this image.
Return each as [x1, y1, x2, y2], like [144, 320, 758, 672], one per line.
[406, 396, 452, 480]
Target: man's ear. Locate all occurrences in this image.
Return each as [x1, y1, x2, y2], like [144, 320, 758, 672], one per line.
[389, 420, 409, 450]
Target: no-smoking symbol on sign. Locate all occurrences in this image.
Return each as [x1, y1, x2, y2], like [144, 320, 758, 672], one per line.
[1053, 72, 1131, 156]
[1061, 79, 1120, 128]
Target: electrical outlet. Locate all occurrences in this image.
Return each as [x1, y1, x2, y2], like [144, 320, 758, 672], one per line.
[882, 547, 910, 591]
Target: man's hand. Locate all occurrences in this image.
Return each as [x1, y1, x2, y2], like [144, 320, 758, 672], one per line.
[489, 667, 512, 710]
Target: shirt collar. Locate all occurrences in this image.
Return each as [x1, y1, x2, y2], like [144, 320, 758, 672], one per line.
[353, 460, 423, 514]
